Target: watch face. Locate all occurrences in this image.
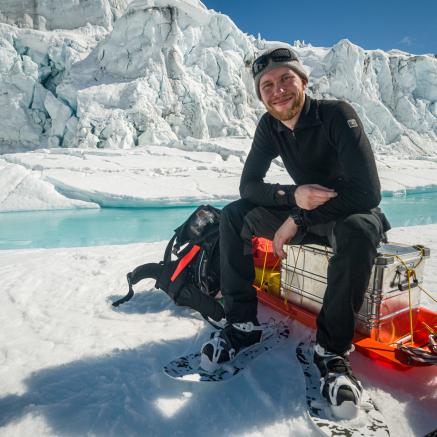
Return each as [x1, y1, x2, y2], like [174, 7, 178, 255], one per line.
[291, 211, 304, 227]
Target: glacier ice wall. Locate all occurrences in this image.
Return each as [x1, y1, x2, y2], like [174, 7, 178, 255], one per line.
[0, 0, 131, 30]
[304, 40, 437, 156]
[0, 0, 436, 157]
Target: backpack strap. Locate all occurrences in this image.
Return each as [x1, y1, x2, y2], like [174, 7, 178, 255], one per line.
[170, 245, 200, 282]
[112, 283, 134, 307]
[112, 263, 163, 307]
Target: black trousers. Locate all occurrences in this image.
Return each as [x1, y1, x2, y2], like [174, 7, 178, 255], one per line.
[220, 199, 385, 355]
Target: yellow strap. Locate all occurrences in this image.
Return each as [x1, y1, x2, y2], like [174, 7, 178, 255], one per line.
[382, 249, 437, 346]
[259, 240, 269, 291]
[418, 284, 437, 304]
[324, 245, 330, 261]
[271, 255, 281, 272]
[422, 321, 437, 336]
[381, 252, 416, 344]
[283, 245, 303, 306]
[279, 246, 436, 347]
[406, 268, 415, 344]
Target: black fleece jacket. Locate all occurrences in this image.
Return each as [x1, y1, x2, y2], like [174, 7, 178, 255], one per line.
[239, 95, 381, 227]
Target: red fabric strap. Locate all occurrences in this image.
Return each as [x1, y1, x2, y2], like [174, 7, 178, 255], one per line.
[170, 245, 201, 282]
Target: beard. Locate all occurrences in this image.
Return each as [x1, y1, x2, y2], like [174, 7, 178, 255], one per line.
[265, 88, 305, 122]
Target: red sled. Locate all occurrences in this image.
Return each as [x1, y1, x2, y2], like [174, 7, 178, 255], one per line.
[252, 238, 437, 368]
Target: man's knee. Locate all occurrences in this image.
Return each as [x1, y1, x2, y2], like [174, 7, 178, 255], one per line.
[222, 199, 252, 221]
[221, 200, 248, 225]
[334, 213, 383, 249]
[220, 199, 255, 236]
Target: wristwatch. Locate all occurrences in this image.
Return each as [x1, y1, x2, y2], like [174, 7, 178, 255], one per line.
[290, 208, 306, 228]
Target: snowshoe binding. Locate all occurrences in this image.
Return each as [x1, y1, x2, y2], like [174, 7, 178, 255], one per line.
[313, 343, 363, 420]
[200, 321, 263, 373]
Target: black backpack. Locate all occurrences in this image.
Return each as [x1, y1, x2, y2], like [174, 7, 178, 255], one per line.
[112, 205, 224, 322]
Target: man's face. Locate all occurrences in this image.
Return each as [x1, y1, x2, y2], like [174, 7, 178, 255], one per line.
[259, 67, 306, 122]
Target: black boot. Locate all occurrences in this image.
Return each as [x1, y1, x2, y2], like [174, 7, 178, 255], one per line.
[200, 322, 263, 372]
[313, 343, 363, 419]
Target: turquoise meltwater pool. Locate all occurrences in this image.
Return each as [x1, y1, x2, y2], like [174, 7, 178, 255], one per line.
[0, 193, 436, 250]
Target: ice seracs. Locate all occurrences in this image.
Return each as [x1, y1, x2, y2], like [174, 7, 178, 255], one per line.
[0, 1, 435, 156]
[0, 1, 436, 212]
[309, 39, 437, 156]
[0, 0, 130, 31]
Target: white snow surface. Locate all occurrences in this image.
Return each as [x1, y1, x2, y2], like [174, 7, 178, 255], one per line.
[2, 141, 437, 211]
[0, 225, 436, 436]
[0, 0, 436, 156]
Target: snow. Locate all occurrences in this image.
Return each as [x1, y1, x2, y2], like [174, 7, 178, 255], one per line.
[2, 143, 437, 211]
[0, 157, 97, 211]
[0, 1, 437, 435]
[0, 225, 436, 436]
[0, 140, 251, 210]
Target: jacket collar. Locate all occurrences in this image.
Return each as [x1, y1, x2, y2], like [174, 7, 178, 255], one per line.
[274, 95, 321, 133]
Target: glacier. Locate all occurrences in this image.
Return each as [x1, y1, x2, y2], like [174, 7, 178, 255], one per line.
[0, 0, 435, 156]
[0, 3, 436, 437]
[0, 0, 436, 212]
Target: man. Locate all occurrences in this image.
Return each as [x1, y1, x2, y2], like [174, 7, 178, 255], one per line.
[200, 46, 389, 415]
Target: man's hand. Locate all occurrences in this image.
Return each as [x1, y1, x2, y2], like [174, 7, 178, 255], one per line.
[273, 217, 298, 259]
[294, 184, 337, 210]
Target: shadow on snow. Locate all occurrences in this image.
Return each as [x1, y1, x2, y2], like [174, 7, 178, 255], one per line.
[0, 305, 305, 436]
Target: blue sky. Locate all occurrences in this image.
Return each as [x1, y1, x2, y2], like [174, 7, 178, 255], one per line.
[202, 0, 437, 55]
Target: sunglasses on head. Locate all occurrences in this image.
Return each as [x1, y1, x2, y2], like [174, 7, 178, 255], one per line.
[252, 48, 299, 77]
